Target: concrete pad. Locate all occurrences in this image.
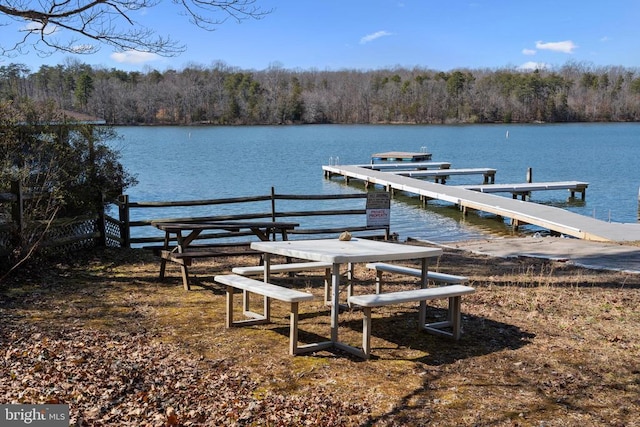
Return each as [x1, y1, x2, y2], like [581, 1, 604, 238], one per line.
[427, 236, 640, 274]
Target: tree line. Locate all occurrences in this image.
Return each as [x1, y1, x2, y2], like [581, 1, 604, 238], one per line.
[2, 60, 640, 125]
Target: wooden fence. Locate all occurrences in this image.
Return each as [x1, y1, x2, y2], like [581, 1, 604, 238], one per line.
[0, 181, 118, 255]
[117, 187, 391, 248]
[1, 184, 391, 254]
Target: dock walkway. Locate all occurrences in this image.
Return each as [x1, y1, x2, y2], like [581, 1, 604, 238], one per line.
[389, 168, 497, 184]
[354, 161, 451, 170]
[322, 165, 640, 243]
[459, 181, 589, 200]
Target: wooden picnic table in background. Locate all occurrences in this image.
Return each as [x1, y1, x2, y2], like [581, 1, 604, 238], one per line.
[153, 220, 299, 290]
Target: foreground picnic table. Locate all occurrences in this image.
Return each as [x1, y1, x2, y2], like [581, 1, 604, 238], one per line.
[250, 238, 443, 358]
[152, 220, 299, 290]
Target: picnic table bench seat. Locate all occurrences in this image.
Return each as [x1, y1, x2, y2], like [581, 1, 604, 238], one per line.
[348, 284, 476, 358]
[162, 248, 258, 260]
[365, 262, 468, 293]
[232, 261, 355, 306]
[214, 274, 318, 355]
[231, 261, 333, 276]
[144, 241, 257, 254]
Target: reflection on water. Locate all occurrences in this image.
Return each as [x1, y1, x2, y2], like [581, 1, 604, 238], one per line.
[538, 198, 587, 209]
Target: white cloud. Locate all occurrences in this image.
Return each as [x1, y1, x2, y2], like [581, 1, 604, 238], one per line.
[519, 61, 549, 71]
[360, 31, 392, 44]
[535, 40, 577, 54]
[110, 50, 160, 64]
[522, 48, 536, 56]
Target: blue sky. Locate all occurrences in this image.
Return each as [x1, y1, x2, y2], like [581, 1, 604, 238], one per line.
[4, 0, 640, 73]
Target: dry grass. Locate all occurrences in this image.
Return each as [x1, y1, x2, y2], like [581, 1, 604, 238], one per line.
[1, 244, 639, 426]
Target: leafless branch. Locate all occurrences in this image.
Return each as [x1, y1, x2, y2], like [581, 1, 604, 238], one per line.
[0, 0, 272, 57]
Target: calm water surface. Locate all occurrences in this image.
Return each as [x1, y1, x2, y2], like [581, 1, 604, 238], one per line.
[112, 123, 640, 243]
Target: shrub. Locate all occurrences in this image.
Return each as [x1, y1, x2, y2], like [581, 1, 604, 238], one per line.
[0, 100, 137, 267]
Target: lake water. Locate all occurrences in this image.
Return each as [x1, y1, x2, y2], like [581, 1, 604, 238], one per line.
[112, 123, 640, 243]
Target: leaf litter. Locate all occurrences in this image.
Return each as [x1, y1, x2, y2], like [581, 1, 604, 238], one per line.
[1, 245, 639, 426]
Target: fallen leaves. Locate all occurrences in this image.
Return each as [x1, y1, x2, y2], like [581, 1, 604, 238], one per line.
[0, 322, 369, 426]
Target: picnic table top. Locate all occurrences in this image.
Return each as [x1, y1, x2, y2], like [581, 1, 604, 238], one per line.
[251, 237, 443, 264]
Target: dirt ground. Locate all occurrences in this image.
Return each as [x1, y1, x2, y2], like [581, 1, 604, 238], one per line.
[1, 242, 639, 426]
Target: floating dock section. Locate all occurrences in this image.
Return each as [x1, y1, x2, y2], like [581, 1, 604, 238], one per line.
[322, 164, 640, 243]
[371, 151, 432, 162]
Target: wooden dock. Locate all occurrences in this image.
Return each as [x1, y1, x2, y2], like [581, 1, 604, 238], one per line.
[389, 168, 497, 184]
[322, 164, 640, 243]
[371, 151, 432, 162]
[459, 181, 589, 200]
[355, 161, 451, 170]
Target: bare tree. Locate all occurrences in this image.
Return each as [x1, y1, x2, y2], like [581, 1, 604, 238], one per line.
[0, 0, 270, 57]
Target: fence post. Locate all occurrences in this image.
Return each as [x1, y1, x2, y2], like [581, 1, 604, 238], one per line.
[97, 191, 107, 247]
[270, 187, 277, 240]
[271, 186, 276, 222]
[118, 194, 131, 248]
[10, 180, 23, 248]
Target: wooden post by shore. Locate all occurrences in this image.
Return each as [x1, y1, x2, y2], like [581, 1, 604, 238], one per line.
[118, 194, 131, 248]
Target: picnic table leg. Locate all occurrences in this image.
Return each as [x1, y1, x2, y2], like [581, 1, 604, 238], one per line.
[323, 268, 331, 305]
[264, 296, 271, 323]
[159, 260, 167, 280]
[225, 285, 234, 328]
[346, 262, 355, 307]
[180, 267, 191, 291]
[159, 231, 170, 280]
[243, 253, 270, 314]
[176, 231, 191, 291]
[243, 290, 250, 313]
[262, 255, 272, 320]
[375, 270, 383, 294]
[362, 307, 372, 359]
[330, 263, 340, 343]
[418, 258, 428, 329]
[450, 295, 462, 340]
[289, 302, 299, 355]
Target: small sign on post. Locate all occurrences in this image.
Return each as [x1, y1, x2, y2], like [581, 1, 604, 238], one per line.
[366, 192, 390, 227]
